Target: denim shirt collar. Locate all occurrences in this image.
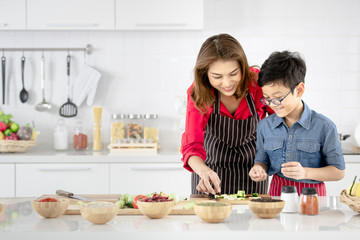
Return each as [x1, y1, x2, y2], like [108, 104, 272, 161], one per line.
[271, 101, 311, 130]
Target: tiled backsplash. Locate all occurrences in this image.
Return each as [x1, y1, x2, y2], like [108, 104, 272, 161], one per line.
[0, 0, 359, 151]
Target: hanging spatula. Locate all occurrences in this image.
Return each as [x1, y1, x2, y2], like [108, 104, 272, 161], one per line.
[59, 54, 77, 117]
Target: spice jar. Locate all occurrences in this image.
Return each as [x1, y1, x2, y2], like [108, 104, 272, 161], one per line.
[143, 114, 159, 143]
[280, 186, 299, 213]
[127, 114, 143, 143]
[110, 114, 127, 144]
[300, 187, 319, 215]
[73, 121, 88, 150]
[53, 118, 68, 150]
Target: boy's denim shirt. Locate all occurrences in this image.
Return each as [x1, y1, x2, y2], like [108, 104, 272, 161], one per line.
[254, 101, 345, 184]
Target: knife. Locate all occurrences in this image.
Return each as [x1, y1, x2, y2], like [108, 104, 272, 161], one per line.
[56, 189, 95, 202]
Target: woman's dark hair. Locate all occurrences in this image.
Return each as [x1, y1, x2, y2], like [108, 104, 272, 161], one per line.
[258, 51, 306, 90]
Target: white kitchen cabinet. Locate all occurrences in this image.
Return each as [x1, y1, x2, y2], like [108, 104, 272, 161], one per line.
[116, 0, 203, 30]
[0, 164, 15, 197]
[27, 0, 115, 30]
[0, 0, 26, 30]
[110, 163, 191, 197]
[325, 155, 360, 196]
[15, 164, 109, 197]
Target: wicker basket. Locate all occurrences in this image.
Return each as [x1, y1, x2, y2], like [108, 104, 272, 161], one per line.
[340, 189, 360, 214]
[0, 140, 36, 153]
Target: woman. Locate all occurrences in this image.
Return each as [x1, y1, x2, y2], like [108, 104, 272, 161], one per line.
[180, 33, 273, 195]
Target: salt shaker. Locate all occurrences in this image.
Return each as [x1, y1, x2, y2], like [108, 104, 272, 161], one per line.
[53, 118, 68, 150]
[280, 186, 299, 213]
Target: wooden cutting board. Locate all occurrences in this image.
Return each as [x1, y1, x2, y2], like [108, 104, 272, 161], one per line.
[189, 194, 271, 205]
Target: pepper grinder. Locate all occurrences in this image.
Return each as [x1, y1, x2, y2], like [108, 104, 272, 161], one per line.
[93, 106, 102, 151]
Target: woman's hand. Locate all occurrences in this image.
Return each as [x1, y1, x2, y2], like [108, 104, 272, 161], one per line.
[249, 164, 267, 182]
[196, 168, 221, 195]
[281, 161, 306, 180]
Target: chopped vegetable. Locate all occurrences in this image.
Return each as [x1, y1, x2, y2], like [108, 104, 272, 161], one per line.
[168, 193, 179, 204]
[252, 193, 259, 197]
[237, 190, 245, 198]
[115, 200, 126, 209]
[183, 201, 196, 210]
[38, 197, 58, 202]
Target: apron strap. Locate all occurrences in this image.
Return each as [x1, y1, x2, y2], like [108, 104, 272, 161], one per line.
[245, 92, 257, 117]
[213, 90, 221, 114]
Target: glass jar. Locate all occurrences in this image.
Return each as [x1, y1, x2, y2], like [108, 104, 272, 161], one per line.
[54, 118, 68, 150]
[300, 187, 319, 215]
[143, 114, 159, 143]
[127, 114, 143, 143]
[280, 186, 299, 213]
[110, 114, 127, 144]
[73, 121, 88, 150]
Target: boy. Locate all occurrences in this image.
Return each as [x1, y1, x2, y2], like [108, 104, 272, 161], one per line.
[249, 51, 345, 196]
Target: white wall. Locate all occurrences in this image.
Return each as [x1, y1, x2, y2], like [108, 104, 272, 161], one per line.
[0, 0, 359, 152]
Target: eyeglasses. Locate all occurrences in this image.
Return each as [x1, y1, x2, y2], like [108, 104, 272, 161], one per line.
[260, 85, 297, 106]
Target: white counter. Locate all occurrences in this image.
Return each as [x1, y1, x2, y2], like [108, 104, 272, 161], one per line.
[0, 197, 359, 240]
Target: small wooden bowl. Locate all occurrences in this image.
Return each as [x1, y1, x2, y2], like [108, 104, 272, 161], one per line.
[79, 202, 118, 224]
[193, 201, 232, 223]
[137, 200, 174, 219]
[248, 199, 285, 219]
[32, 198, 69, 218]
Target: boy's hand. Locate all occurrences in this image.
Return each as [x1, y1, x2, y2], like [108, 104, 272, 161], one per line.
[249, 165, 267, 182]
[281, 161, 306, 180]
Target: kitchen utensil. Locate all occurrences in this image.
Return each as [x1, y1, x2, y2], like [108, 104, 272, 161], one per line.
[35, 56, 52, 111]
[56, 189, 95, 202]
[59, 55, 77, 117]
[19, 56, 29, 103]
[2, 56, 5, 104]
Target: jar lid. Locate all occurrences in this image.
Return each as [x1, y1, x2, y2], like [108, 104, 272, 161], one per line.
[302, 187, 317, 195]
[128, 114, 142, 119]
[112, 114, 127, 119]
[143, 114, 158, 119]
[281, 186, 297, 193]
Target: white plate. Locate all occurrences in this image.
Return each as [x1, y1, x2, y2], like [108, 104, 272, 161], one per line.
[354, 122, 360, 147]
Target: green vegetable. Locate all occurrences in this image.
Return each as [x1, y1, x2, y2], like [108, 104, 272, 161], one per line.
[77, 201, 85, 206]
[0, 111, 13, 124]
[126, 195, 136, 208]
[237, 190, 245, 198]
[252, 193, 259, 197]
[116, 200, 126, 209]
[183, 201, 196, 210]
[168, 193, 179, 204]
[120, 193, 129, 203]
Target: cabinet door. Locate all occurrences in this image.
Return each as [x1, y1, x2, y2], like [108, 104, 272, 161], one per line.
[325, 156, 360, 196]
[27, 0, 115, 30]
[16, 164, 109, 197]
[0, 164, 15, 197]
[116, 0, 203, 30]
[110, 163, 191, 197]
[0, 0, 26, 30]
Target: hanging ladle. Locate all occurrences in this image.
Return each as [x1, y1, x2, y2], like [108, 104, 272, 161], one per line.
[35, 55, 52, 112]
[19, 56, 29, 103]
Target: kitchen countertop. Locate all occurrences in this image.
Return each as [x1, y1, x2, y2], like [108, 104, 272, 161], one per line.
[0, 196, 359, 240]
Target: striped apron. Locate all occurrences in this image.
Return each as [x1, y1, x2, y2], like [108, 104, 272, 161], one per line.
[191, 91, 268, 194]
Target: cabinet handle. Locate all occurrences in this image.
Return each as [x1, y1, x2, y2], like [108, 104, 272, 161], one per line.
[46, 24, 98, 28]
[134, 23, 187, 27]
[37, 167, 91, 172]
[130, 167, 183, 171]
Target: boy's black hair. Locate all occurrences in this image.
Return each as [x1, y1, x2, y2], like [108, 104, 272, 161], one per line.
[258, 51, 306, 90]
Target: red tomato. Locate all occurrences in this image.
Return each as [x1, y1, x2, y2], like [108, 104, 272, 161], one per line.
[133, 195, 148, 209]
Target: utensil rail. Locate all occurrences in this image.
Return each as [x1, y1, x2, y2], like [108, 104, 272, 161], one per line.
[1, 44, 93, 55]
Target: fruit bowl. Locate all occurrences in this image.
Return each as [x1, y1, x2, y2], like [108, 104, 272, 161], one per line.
[137, 200, 174, 219]
[248, 198, 285, 219]
[193, 201, 232, 223]
[79, 201, 118, 224]
[0, 140, 36, 153]
[340, 190, 360, 213]
[32, 198, 69, 218]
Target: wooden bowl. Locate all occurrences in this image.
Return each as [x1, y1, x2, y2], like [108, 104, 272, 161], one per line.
[32, 198, 69, 218]
[193, 201, 232, 223]
[79, 202, 118, 224]
[248, 199, 285, 219]
[137, 200, 174, 219]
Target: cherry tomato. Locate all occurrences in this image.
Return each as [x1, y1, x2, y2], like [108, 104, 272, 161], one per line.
[133, 195, 148, 209]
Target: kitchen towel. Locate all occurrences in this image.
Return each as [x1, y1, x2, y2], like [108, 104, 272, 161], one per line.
[72, 64, 102, 107]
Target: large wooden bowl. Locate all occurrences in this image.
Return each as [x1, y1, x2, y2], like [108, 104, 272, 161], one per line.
[137, 200, 174, 219]
[32, 198, 69, 218]
[193, 201, 232, 223]
[248, 199, 285, 219]
[79, 202, 118, 224]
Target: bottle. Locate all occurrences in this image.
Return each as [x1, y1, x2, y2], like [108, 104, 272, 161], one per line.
[110, 114, 127, 144]
[53, 118, 68, 150]
[143, 114, 159, 143]
[280, 186, 299, 213]
[73, 121, 88, 150]
[93, 106, 102, 151]
[300, 187, 319, 215]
